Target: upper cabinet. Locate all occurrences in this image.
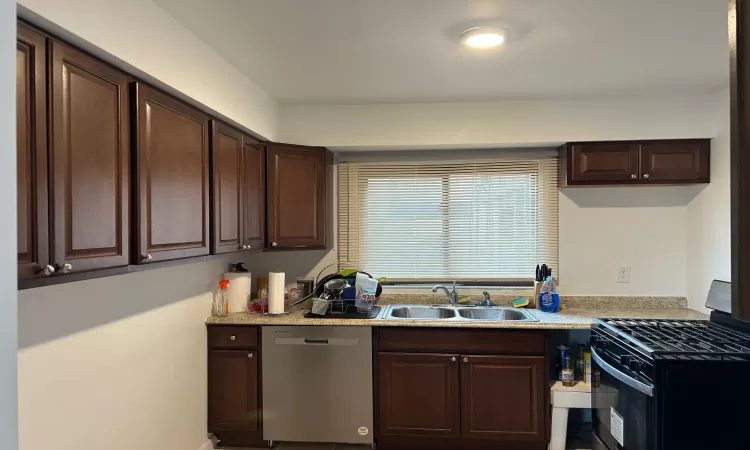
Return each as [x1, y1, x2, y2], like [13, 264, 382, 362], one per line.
[17, 23, 49, 280]
[242, 136, 265, 250]
[559, 139, 710, 186]
[210, 121, 265, 254]
[266, 144, 328, 249]
[49, 40, 131, 274]
[133, 82, 210, 263]
[17, 22, 131, 281]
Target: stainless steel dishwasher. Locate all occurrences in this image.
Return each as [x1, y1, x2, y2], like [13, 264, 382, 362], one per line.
[262, 326, 373, 445]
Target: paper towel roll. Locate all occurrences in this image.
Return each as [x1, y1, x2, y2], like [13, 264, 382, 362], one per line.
[268, 271, 286, 314]
[223, 272, 252, 313]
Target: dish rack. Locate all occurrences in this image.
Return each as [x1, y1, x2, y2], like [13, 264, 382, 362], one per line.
[311, 296, 379, 316]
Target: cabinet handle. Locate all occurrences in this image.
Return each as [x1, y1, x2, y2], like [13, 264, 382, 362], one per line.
[248, 353, 253, 358]
[42, 265, 55, 276]
[630, 174, 637, 179]
[451, 356, 456, 362]
[56, 263, 72, 274]
[643, 173, 650, 179]
[142, 254, 153, 262]
[271, 242, 278, 247]
[463, 357, 469, 363]
[230, 335, 236, 341]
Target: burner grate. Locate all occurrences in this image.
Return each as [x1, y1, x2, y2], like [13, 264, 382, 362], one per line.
[602, 319, 750, 359]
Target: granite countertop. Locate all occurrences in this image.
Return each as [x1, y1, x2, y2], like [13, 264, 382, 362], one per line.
[206, 295, 707, 329]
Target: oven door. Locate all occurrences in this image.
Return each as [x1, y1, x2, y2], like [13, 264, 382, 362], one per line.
[591, 347, 656, 450]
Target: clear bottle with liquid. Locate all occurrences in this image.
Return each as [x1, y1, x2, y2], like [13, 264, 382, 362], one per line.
[214, 279, 230, 317]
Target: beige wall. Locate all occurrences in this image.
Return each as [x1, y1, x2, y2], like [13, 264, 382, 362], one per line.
[17, 257, 237, 450]
[2, 0, 18, 448]
[687, 89, 731, 312]
[279, 95, 715, 149]
[18, 0, 279, 140]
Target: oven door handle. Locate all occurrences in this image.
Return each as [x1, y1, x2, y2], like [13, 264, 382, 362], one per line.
[591, 347, 654, 397]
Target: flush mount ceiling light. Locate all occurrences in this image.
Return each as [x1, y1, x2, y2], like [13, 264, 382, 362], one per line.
[460, 26, 506, 49]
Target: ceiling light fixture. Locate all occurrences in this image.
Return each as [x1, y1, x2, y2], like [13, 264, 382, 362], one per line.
[460, 27, 505, 49]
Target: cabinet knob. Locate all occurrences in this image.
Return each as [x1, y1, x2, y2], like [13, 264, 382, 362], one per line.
[242, 245, 249, 250]
[463, 357, 469, 363]
[42, 265, 56, 276]
[142, 254, 153, 262]
[56, 263, 72, 274]
[451, 356, 456, 362]
[271, 242, 278, 247]
[248, 353, 253, 358]
[230, 335, 236, 341]
[643, 173, 650, 179]
[630, 174, 637, 179]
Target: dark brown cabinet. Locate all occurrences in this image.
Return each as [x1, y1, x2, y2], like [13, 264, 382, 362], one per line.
[16, 23, 48, 280]
[460, 355, 545, 441]
[211, 122, 243, 254]
[134, 83, 210, 263]
[569, 142, 639, 183]
[376, 329, 548, 449]
[208, 349, 259, 431]
[207, 326, 263, 447]
[640, 140, 709, 182]
[378, 352, 461, 437]
[210, 121, 265, 254]
[242, 136, 265, 250]
[266, 143, 327, 249]
[560, 139, 710, 186]
[49, 40, 131, 274]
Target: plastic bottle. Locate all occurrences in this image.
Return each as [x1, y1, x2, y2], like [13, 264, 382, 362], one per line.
[539, 276, 560, 313]
[214, 279, 230, 317]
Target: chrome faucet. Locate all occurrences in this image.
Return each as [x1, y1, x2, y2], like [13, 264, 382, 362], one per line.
[433, 281, 459, 306]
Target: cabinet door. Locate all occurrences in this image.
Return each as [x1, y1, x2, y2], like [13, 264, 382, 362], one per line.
[211, 121, 243, 254]
[208, 349, 260, 432]
[16, 23, 49, 280]
[266, 144, 326, 249]
[460, 355, 545, 441]
[242, 137, 265, 250]
[134, 83, 210, 263]
[49, 40, 130, 273]
[640, 140, 709, 183]
[570, 142, 639, 183]
[378, 352, 460, 437]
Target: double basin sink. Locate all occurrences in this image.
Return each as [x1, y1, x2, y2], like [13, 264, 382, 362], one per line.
[382, 305, 538, 322]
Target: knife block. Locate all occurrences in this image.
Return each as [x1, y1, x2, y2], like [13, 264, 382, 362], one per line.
[531, 281, 542, 309]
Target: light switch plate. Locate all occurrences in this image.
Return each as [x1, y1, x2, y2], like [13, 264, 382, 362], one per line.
[617, 267, 631, 283]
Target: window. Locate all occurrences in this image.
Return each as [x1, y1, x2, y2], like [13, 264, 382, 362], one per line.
[338, 155, 559, 283]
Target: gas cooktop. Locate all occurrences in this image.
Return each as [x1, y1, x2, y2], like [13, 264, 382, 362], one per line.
[596, 318, 750, 360]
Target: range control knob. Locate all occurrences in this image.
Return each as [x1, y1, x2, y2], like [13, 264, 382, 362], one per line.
[629, 359, 643, 372]
[619, 355, 632, 367]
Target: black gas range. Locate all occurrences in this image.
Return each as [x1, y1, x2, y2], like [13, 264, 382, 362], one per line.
[591, 280, 750, 450]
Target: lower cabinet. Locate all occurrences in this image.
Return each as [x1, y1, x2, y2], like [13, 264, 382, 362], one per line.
[460, 355, 545, 440]
[207, 326, 264, 447]
[376, 329, 549, 450]
[378, 352, 461, 437]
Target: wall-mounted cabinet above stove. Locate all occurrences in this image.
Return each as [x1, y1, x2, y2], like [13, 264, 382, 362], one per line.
[558, 139, 710, 187]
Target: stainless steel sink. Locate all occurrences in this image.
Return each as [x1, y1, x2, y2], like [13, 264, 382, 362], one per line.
[382, 305, 538, 322]
[456, 307, 536, 321]
[386, 305, 457, 319]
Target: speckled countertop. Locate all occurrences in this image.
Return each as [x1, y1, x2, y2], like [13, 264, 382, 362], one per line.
[205, 295, 707, 330]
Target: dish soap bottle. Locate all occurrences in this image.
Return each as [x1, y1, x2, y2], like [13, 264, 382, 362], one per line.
[214, 279, 230, 317]
[539, 276, 560, 313]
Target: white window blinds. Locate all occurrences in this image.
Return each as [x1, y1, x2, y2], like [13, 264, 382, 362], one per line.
[338, 156, 559, 283]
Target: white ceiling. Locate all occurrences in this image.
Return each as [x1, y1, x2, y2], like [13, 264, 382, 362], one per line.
[155, 0, 728, 105]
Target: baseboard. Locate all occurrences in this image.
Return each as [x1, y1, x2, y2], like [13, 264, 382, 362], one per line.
[197, 437, 214, 450]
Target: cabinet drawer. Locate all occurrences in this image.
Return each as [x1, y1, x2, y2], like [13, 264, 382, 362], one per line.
[208, 326, 259, 348]
[376, 328, 546, 355]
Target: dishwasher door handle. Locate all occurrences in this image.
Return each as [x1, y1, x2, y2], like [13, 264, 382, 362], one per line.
[274, 337, 359, 346]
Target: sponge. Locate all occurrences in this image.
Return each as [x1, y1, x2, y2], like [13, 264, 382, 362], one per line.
[512, 297, 529, 308]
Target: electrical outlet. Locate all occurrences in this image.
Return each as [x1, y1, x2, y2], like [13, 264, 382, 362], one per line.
[617, 267, 631, 283]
